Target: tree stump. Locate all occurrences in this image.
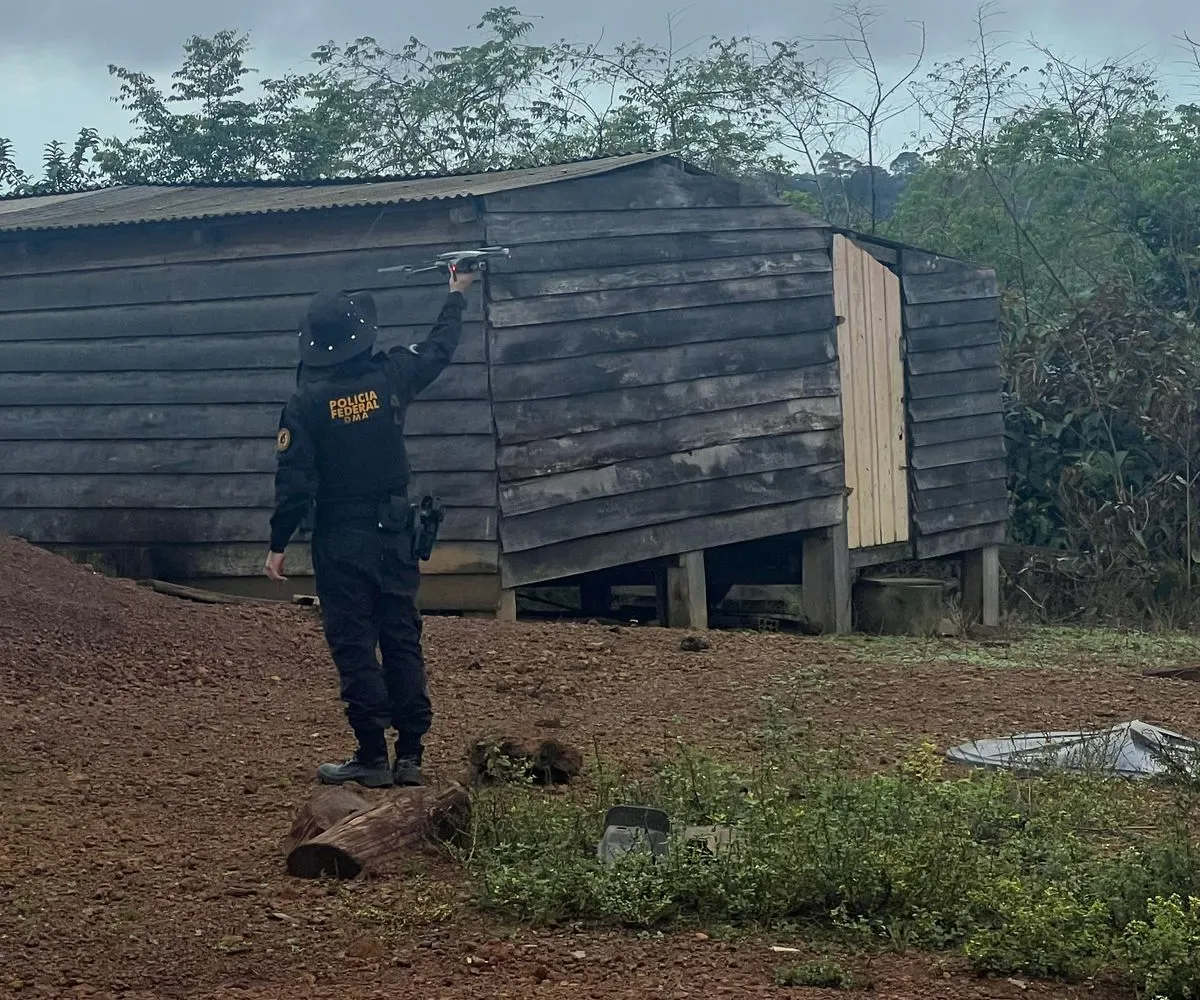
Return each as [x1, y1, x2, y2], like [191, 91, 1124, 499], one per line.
[468, 736, 583, 786]
[284, 786, 372, 854]
[534, 739, 584, 783]
[286, 784, 470, 880]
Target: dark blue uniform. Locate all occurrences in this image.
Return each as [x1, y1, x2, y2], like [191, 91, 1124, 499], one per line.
[269, 289, 466, 786]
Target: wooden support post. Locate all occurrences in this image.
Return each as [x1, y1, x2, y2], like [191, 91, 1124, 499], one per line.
[579, 577, 612, 618]
[961, 545, 1001, 627]
[666, 551, 708, 629]
[801, 520, 852, 634]
[496, 588, 518, 622]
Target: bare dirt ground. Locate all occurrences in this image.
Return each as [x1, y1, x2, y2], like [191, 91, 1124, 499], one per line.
[4, 535, 1199, 999]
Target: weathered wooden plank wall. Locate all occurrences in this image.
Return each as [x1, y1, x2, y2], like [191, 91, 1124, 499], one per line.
[0, 201, 501, 602]
[482, 159, 847, 588]
[898, 248, 1009, 559]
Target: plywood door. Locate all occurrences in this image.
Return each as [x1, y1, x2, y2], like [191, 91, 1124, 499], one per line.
[831, 235, 910, 549]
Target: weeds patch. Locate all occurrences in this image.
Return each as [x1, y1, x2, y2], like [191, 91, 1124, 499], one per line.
[459, 738, 1200, 998]
[774, 959, 868, 989]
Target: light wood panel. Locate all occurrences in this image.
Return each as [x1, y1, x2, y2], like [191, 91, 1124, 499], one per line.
[831, 234, 910, 550]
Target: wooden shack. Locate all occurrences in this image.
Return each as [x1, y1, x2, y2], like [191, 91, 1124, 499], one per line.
[0, 152, 1007, 629]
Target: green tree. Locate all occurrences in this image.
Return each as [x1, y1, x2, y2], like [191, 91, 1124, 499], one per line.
[0, 128, 104, 195]
[96, 29, 361, 183]
[313, 7, 801, 177]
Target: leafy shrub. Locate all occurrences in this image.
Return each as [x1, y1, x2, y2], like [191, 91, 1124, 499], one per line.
[963, 878, 1109, 978]
[1117, 895, 1200, 1000]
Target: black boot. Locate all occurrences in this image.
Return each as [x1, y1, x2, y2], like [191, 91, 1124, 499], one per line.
[316, 752, 393, 787]
[393, 737, 425, 787]
[318, 728, 392, 787]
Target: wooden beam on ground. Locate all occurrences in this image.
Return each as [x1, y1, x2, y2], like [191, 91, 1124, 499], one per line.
[143, 579, 276, 606]
[961, 545, 1001, 627]
[666, 551, 708, 629]
[801, 517, 852, 634]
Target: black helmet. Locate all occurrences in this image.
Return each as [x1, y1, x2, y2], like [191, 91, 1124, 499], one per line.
[297, 289, 378, 368]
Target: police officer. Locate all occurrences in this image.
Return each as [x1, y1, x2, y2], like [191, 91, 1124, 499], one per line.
[264, 266, 478, 788]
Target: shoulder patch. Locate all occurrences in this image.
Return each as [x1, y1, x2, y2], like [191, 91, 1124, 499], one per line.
[276, 428, 291, 452]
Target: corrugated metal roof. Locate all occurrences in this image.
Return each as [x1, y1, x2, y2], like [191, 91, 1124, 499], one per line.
[0, 152, 673, 234]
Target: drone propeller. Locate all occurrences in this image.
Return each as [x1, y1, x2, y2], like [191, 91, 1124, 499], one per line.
[377, 246, 511, 276]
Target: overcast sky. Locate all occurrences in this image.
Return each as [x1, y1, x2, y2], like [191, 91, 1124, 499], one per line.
[3, 0, 1198, 172]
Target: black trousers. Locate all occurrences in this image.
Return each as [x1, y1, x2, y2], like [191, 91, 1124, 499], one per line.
[311, 522, 432, 756]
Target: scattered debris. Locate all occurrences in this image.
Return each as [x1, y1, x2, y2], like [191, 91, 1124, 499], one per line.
[946, 720, 1200, 779]
[596, 806, 740, 864]
[681, 823, 740, 857]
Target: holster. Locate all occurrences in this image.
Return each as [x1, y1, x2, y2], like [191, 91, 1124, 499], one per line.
[409, 495, 444, 562]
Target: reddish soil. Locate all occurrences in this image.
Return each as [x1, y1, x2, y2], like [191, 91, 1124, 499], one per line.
[2, 535, 1191, 998]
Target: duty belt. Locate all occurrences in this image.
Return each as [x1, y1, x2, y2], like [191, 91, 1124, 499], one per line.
[313, 493, 444, 562]
[314, 494, 410, 532]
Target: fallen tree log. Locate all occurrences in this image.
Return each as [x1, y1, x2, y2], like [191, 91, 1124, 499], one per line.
[284, 786, 372, 854]
[1144, 666, 1200, 682]
[286, 784, 471, 880]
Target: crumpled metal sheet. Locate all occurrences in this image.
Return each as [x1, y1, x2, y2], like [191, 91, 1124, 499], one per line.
[946, 720, 1200, 779]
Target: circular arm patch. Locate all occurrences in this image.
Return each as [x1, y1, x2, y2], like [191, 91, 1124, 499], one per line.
[276, 428, 291, 452]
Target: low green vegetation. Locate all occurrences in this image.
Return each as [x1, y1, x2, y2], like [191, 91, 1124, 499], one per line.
[838, 626, 1200, 671]
[774, 959, 868, 990]
[460, 736, 1200, 998]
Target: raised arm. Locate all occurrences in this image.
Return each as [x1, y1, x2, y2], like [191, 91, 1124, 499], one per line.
[385, 269, 478, 400]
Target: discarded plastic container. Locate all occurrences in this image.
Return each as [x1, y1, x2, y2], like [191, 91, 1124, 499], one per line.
[596, 805, 671, 864]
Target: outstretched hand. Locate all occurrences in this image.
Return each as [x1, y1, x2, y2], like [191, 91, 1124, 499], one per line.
[264, 550, 287, 582]
[449, 267, 478, 295]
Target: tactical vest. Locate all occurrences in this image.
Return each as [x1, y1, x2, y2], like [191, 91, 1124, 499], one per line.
[303, 353, 412, 503]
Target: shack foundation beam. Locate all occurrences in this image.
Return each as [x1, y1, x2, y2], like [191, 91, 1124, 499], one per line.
[801, 521, 852, 634]
[961, 545, 1000, 627]
[496, 588, 518, 622]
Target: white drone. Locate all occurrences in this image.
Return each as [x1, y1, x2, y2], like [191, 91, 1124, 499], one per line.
[378, 246, 511, 278]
